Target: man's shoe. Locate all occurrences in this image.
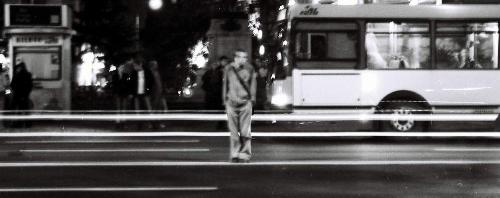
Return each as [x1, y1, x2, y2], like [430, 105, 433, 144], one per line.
[239, 159, 250, 163]
[230, 158, 239, 163]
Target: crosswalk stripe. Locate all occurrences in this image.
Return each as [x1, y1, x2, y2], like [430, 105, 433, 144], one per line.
[5, 140, 200, 144]
[1, 132, 500, 137]
[19, 148, 210, 153]
[0, 186, 218, 192]
[0, 160, 500, 167]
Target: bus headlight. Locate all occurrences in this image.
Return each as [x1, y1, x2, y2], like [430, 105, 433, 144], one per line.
[271, 94, 290, 107]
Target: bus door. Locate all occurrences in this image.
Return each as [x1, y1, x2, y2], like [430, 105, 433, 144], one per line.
[293, 21, 361, 106]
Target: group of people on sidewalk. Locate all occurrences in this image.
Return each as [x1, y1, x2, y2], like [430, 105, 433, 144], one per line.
[110, 55, 167, 129]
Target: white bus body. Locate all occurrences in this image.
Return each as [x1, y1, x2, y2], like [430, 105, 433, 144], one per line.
[272, 4, 500, 131]
[294, 70, 500, 107]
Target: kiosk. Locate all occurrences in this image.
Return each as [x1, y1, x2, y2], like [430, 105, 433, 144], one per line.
[3, 4, 74, 110]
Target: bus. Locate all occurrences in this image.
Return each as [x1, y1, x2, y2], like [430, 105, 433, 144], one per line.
[270, 3, 500, 132]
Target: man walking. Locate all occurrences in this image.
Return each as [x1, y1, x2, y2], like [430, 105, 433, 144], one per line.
[223, 49, 257, 163]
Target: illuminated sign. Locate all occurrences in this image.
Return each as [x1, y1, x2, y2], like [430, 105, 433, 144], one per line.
[7, 5, 63, 27]
[12, 35, 62, 45]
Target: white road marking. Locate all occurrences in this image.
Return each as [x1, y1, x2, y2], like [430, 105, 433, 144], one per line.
[1, 132, 500, 137]
[434, 148, 500, 152]
[4, 140, 200, 144]
[0, 160, 500, 167]
[0, 186, 218, 192]
[19, 148, 210, 153]
[0, 113, 496, 121]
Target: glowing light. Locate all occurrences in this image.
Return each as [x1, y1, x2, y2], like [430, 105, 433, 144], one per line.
[188, 40, 209, 68]
[248, 13, 262, 38]
[283, 40, 288, 46]
[80, 43, 91, 52]
[288, 0, 296, 6]
[77, 50, 107, 87]
[182, 88, 193, 98]
[0, 54, 7, 65]
[109, 65, 117, 72]
[277, 52, 282, 61]
[259, 45, 265, 56]
[81, 52, 94, 63]
[359, 113, 370, 123]
[277, 7, 287, 21]
[149, 0, 163, 10]
[257, 30, 263, 40]
[271, 94, 290, 107]
[337, 0, 358, 5]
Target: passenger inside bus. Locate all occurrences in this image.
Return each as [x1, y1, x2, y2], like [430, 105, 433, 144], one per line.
[458, 40, 483, 69]
[365, 33, 387, 68]
[388, 55, 409, 69]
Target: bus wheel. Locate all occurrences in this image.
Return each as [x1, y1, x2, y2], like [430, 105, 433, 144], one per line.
[380, 102, 427, 132]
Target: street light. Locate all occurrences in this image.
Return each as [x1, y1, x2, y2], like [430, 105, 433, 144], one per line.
[148, 0, 163, 10]
[134, 0, 164, 51]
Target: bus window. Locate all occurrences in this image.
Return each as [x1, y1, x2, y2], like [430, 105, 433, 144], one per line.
[294, 22, 359, 69]
[436, 22, 498, 69]
[310, 34, 326, 59]
[366, 22, 430, 70]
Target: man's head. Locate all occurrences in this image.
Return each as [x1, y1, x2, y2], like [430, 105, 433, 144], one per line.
[258, 66, 268, 77]
[233, 49, 248, 67]
[133, 62, 143, 71]
[148, 60, 159, 71]
[219, 56, 229, 66]
[15, 57, 23, 64]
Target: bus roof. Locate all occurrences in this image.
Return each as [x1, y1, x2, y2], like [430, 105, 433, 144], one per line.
[289, 4, 500, 19]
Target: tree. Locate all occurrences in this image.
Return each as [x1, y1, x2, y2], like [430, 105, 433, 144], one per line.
[74, 0, 137, 66]
[251, 0, 288, 73]
[141, 0, 212, 88]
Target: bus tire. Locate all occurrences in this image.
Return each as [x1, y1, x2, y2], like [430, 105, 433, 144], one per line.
[379, 102, 428, 132]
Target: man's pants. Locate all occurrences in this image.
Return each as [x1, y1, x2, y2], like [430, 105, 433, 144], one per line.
[226, 102, 252, 160]
[134, 95, 152, 112]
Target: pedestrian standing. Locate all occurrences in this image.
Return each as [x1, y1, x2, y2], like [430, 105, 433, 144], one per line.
[223, 49, 256, 163]
[10, 60, 33, 128]
[111, 59, 134, 129]
[147, 60, 168, 112]
[0, 64, 10, 128]
[203, 56, 228, 130]
[202, 56, 228, 110]
[256, 65, 269, 110]
[147, 60, 168, 129]
[131, 57, 153, 129]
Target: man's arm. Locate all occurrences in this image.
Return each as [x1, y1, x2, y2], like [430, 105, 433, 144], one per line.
[222, 67, 228, 105]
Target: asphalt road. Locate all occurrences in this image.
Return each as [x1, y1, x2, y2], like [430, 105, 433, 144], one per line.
[0, 135, 500, 197]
